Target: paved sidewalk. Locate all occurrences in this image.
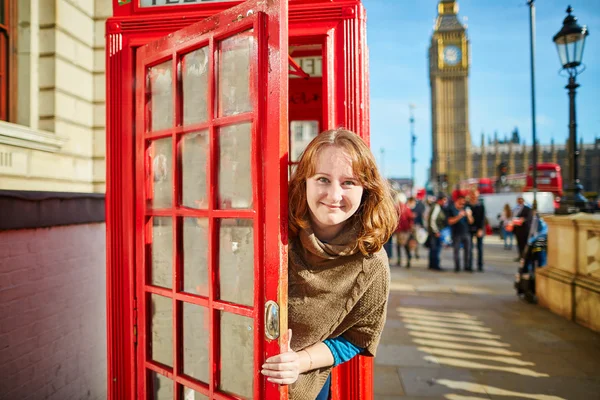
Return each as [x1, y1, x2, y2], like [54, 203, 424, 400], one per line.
[375, 238, 600, 400]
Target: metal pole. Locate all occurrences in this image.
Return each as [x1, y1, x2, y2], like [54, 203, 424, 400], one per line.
[409, 104, 416, 197]
[528, 0, 538, 209]
[567, 75, 580, 193]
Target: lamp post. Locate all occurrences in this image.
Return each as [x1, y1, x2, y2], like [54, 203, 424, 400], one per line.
[527, 0, 538, 209]
[553, 5, 590, 214]
[409, 104, 416, 197]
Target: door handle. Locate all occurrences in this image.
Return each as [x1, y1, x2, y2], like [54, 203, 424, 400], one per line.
[264, 300, 280, 340]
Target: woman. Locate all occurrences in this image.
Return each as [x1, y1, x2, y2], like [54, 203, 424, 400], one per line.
[260, 129, 397, 399]
[499, 203, 514, 250]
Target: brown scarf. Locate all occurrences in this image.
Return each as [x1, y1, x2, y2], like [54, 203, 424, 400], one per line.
[288, 224, 390, 400]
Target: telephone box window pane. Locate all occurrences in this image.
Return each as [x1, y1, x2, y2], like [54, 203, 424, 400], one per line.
[150, 294, 173, 367]
[217, 31, 253, 116]
[150, 137, 173, 209]
[151, 217, 173, 289]
[151, 371, 173, 400]
[218, 123, 253, 209]
[149, 60, 174, 131]
[181, 387, 208, 400]
[219, 219, 253, 306]
[289, 120, 319, 162]
[183, 217, 209, 296]
[183, 303, 209, 383]
[220, 312, 254, 398]
[181, 131, 209, 209]
[183, 47, 209, 125]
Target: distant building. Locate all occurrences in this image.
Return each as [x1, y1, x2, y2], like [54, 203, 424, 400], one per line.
[471, 136, 600, 195]
[428, 0, 472, 188]
[428, 0, 600, 196]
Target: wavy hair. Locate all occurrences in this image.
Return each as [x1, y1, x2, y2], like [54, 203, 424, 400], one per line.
[288, 129, 398, 255]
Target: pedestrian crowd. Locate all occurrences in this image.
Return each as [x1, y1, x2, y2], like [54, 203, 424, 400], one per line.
[384, 190, 549, 278]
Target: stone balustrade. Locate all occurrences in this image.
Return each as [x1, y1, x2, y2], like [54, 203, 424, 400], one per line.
[537, 213, 600, 332]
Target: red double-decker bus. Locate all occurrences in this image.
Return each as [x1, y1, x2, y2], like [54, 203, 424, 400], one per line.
[455, 163, 563, 199]
[524, 163, 563, 198]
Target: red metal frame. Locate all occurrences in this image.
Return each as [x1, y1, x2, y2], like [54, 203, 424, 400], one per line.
[106, 1, 371, 399]
[134, 1, 285, 398]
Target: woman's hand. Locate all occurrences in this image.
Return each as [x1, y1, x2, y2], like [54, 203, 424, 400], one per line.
[261, 329, 302, 385]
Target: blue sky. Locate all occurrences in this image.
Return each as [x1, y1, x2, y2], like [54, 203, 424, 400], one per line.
[363, 0, 600, 186]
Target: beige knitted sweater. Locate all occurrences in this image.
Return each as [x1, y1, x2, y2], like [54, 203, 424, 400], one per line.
[288, 224, 390, 400]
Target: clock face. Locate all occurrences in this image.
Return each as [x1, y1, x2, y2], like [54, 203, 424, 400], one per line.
[443, 45, 462, 66]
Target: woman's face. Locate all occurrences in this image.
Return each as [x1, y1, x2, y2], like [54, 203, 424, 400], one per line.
[306, 146, 364, 240]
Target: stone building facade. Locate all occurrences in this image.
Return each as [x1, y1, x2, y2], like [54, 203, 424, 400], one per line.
[428, 0, 599, 195]
[0, 2, 111, 399]
[471, 136, 600, 195]
[428, 0, 471, 187]
[0, 0, 110, 192]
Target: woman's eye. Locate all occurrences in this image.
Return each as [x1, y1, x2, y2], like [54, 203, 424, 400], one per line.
[317, 177, 329, 183]
[343, 181, 356, 186]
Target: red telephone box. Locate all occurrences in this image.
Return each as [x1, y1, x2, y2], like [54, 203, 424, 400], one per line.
[105, 1, 371, 399]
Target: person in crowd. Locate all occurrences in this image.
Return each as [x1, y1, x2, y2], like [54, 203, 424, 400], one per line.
[407, 196, 425, 259]
[395, 193, 414, 268]
[447, 195, 474, 272]
[261, 129, 397, 399]
[467, 190, 486, 272]
[427, 193, 448, 271]
[498, 203, 514, 250]
[516, 209, 549, 303]
[512, 195, 533, 261]
[520, 209, 549, 272]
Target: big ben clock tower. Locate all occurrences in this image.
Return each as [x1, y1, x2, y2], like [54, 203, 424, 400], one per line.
[429, 0, 471, 189]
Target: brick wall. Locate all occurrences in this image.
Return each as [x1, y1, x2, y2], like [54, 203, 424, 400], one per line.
[0, 223, 106, 400]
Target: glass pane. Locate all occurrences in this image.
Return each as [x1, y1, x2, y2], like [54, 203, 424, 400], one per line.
[150, 217, 173, 288]
[289, 121, 319, 162]
[181, 131, 209, 209]
[183, 303, 209, 383]
[181, 387, 209, 400]
[183, 218, 209, 296]
[183, 47, 209, 125]
[217, 31, 253, 116]
[220, 312, 254, 398]
[218, 123, 253, 209]
[575, 38, 586, 64]
[149, 60, 174, 131]
[151, 217, 172, 289]
[150, 137, 173, 209]
[150, 294, 173, 367]
[566, 41, 575, 65]
[219, 219, 254, 306]
[151, 371, 173, 400]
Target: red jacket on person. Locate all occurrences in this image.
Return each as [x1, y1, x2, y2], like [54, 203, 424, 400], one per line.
[396, 203, 414, 233]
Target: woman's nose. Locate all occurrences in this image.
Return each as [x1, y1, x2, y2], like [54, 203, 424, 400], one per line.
[327, 184, 343, 203]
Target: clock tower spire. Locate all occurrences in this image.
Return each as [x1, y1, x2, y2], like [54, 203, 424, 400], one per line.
[429, 0, 471, 190]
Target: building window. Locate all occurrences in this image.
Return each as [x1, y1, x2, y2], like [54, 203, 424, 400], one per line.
[289, 120, 319, 162]
[0, 0, 15, 122]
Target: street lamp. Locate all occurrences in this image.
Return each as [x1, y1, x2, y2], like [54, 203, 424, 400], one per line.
[553, 5, 590, 214]
[409, 104, 416, 197]
[527, 0, 538, 210]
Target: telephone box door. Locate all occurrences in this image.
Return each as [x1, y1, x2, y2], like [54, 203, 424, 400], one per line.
[134, 1, 288, 398]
